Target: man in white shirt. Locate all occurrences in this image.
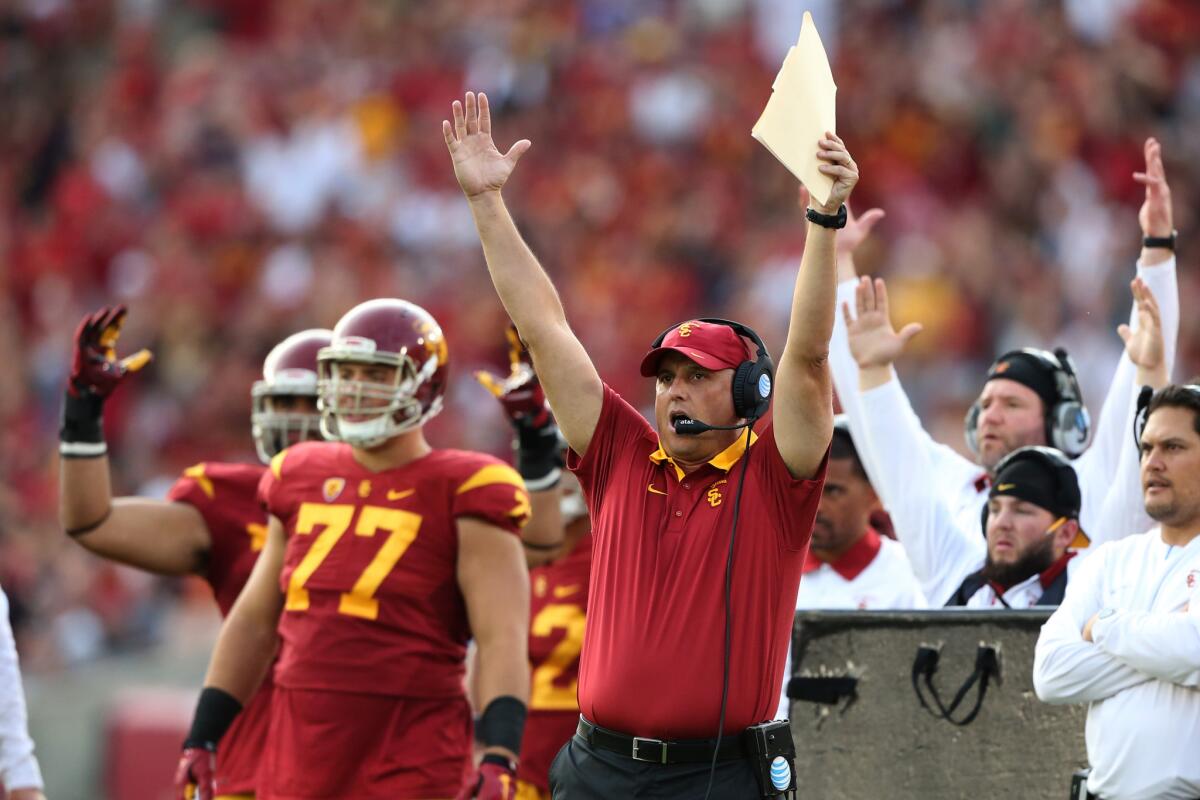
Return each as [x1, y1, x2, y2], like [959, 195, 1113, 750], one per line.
[0, 586, 46, 800]
[1034, 383, 1200, 800]
[830, 138, 1179, 573]
[778, 417, 926, 717]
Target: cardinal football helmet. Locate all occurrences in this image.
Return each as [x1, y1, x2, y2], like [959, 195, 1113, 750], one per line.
[318, 299, 449, 447]
[251, 329, 332, 463]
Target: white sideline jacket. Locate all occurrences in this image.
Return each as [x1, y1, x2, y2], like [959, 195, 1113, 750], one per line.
[0, 586, 43, 792]
[1033, 529, 1200, 800]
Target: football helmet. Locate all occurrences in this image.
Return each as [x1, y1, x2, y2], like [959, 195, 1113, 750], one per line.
[318, 299, 449, 447]
[251, 329, 332, 463]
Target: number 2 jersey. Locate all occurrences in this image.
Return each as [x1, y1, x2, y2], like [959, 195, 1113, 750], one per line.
[259, 441, 530, 699]
[166, 461, 272, 796]
[517, 533, 593, 792]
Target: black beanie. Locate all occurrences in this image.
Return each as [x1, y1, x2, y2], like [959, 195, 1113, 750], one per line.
[986, 351, 1059, 409]
[989, 447, 1080, 520]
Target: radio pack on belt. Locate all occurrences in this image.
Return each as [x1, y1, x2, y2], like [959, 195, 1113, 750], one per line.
[743, 720, 797, 798]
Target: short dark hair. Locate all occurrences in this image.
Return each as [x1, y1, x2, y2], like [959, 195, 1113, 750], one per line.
[830, 427, 868, 481]
[1147, 382, 1200, 439]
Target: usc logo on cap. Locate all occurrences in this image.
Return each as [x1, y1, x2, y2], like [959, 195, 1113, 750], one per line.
[678, 322, 697, 338]
[994, 361, 1011, 374]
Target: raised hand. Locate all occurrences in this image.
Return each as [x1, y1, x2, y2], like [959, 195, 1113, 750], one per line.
[838, 203, 886, 260]
[68, 305, 152, 398]
[474, 325, 551, 428]
[813, 131, 860, 214]
[1118, 277, 1165, 374]
[444, 92, 531, 199]
[843, 276, 922, 370]
[1134, 137, 1172, 239]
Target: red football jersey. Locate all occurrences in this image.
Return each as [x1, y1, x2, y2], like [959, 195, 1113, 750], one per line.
[166, 461, 273, 796]
[517, 533, 593, 792]
[260, 441, 530, 699]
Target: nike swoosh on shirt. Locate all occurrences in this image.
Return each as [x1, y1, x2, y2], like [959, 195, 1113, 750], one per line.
[553, 584, 582, 598]
[647, 483, 667, 495]
[387, 489, 415, 501]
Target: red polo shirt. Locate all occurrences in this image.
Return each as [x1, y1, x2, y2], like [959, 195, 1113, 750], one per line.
[567, 384, 826, 738]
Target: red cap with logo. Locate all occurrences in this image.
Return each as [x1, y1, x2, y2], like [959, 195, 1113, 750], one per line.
[639, 320, 751, 377]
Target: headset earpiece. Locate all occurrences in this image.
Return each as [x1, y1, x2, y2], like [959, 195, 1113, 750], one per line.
[1048, 348, 1090, 458]
[964, 402, 982, 455]
[1132, 385, 1155, 449]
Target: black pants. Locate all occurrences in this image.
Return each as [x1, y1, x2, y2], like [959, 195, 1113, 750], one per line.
[549, 733, 763, 799]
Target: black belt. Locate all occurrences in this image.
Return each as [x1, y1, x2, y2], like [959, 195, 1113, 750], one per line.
[575, 716, 747, 765]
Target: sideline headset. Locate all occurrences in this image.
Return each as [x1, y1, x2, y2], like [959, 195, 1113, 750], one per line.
[648, 318, 774, 421]
[646, 318, 775, 799]
[964, 347, 1090, 458]
[978, 445, 1079, 535]
[1132, 383, 1200, 447]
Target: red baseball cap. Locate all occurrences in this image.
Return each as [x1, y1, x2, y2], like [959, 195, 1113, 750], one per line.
[639, 320, 751, 377]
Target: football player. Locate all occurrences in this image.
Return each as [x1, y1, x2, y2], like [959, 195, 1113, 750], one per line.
[57, 305, 330, 800]
[476, 327, 593, 800]
[175, 299, 532, 800]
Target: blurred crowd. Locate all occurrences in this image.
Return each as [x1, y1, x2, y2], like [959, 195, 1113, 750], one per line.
[1, 0, 1198, 670]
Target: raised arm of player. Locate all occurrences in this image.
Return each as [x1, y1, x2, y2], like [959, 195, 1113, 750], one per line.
[476, 325, 567, 565]
[445, 92, 603, 457]
[175, 517, 285, 800]
[58, 306, 211, 575]
[772, 133, 860, 479]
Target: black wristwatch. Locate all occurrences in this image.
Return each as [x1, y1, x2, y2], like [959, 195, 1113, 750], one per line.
[806, 204, 848, 229]
[1143, 230, 1177, 251]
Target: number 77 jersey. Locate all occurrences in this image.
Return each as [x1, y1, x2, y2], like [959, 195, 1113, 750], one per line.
[259, 441, 531, 699]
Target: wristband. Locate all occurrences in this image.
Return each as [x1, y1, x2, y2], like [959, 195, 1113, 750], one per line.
[806, 204, 848, 229]
[477, 695, 527, 755]
[59, 389, 106, 457]
[183, 687, 243, 750]
[1143, 230, 1176, 251]
[514, 418, 563, 491]
[481, 752, 516, 771]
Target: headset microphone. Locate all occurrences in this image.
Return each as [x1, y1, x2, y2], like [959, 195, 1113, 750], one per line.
[672, 418, 752, 436]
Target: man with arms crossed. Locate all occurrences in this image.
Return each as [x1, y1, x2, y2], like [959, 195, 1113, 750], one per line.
[446, 91, 855, 799]
[1034, 382, 1200, 800]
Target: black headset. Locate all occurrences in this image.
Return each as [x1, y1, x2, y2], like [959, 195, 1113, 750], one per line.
[1132, 383, 1200, 448]
[649, 318, 774, 420]
[978, 445, 1078, 535]
[964, 347, 1090, 458]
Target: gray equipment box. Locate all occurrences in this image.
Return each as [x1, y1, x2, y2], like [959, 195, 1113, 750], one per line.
[786, 610, 1088, 799]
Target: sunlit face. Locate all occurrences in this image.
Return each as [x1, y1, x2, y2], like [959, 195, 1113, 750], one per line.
[811, 457, 879, 555]
[1140, 406, 1200, 528]
[653, 353, 739, 465]
[334, 362, 399, 421]
[976, 379, 1047, 470]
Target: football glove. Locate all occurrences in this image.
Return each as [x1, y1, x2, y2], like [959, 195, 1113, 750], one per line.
[456, 754, 517, 800]
[174, 745, 216, 800]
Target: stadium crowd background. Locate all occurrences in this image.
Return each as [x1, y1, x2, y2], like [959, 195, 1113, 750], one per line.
[1, 0, 1198, 672]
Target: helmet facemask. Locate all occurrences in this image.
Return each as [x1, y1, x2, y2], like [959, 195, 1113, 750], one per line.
[317, 344, 444, 448]
[250, 374, 322, 463]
